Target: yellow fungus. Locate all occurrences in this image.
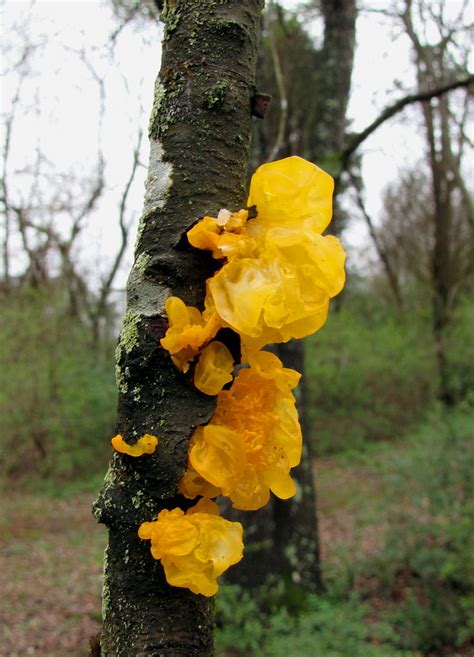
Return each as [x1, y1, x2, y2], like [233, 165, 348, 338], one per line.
[179, 453, 222, 500]
[185, 156, 346, 352]
[138, 498, 243, 596]
[160, 296, 221, 372]
[194, 341, 234, 395]
[180, 350, 302, 510]
[187, 209, 256, 261]
[128, 157, 347, 594]
[247, 155, 334, 237]
[111, 433, 159, 457]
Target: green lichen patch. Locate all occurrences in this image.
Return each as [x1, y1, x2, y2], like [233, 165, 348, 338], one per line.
[162, 2, 181, 35]
[134, 252, 152, 276]
[204, 81, 228, 110]
[101, 547, 110, 621]
[115, 312, 141, 392]
[148, 77, 166, 139]
[132, 386, 142, 402]
[119, 310, 141, 355]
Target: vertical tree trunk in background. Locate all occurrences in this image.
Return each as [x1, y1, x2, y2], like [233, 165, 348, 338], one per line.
[402, 0, 471, 404]
[93, 2, 263, 655]
[309, 0, 357, 181]
[422, 94, 454, 404]
[231, 0, 357, 594]
[273, 340, 323, 591]
[276, 0, 356, 591]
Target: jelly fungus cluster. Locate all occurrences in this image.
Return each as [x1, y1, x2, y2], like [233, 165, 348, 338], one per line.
[112, 157, 346, 596]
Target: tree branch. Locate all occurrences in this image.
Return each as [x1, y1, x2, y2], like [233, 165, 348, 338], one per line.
[348, 171, 404, 311]
[92, 127, 144, 346]
[340, 74, 474, 172]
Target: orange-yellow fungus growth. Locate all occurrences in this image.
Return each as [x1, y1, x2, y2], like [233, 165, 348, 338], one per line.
[187, 156, 346, 351]
[138, 498, 243, 596]
[131, 157, 347, 594]
[160, 296, 221, 372]
[111, 433, 159, 457]
[187, 209, 257, 261]
[180, 350, 302, 510]
[179, 453, 222, 500]
[194, 341, 234, 395]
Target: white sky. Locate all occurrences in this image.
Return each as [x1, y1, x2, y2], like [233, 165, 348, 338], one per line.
[1, 0, 468, 288]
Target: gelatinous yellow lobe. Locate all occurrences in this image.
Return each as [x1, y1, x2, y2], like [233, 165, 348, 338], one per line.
[187, 156, 346, 352]
[194, 341, 234, 395]
[179, 451, 222, 500]
[187, 209, 256, 261]
[138, 498, 243, 596]
[160, 296, 221, 372]
[247, 155, 334, 237]
[180, 351, 302, 510]
[111, 433, 159, 457]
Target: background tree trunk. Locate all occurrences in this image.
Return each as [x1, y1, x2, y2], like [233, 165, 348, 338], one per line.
[402, 0, 473, 404]
[93, 2, 264, 655]
[229, 0, 357, 595]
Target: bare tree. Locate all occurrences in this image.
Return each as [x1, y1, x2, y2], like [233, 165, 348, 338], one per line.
[400, 0, 473, 402]
[1, 14, 148, 347]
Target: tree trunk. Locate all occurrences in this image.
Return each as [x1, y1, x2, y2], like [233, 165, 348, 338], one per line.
[93, 2, 263, 655]
[422, 96, 454, 404]
[274, 0, 356, 590]
[309, 0, 357, 173]
[401, 1, 466, 405]
[230, 0, 357, 595]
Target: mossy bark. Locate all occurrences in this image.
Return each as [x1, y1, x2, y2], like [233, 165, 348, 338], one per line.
[93, 2, 264, 655]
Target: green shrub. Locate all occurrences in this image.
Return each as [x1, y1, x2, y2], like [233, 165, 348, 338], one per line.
[0, 286, 116, 486]
[360, 406, 474, 653]
[215, 584, 419, 657]
[305, 296, 436, 454]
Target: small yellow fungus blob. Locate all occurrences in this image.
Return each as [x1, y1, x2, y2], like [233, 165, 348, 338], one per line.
[138, 498, 243, 596]
[187, 209, 257, 261]
[111, 433, 159, 457]
[180, 350, 302, 510]
[160, 296, 221, 372]
[194, 341, 234, 395]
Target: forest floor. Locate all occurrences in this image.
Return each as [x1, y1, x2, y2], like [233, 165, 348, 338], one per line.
[0, 491, 105, 657]
[0, 458, 470, 657]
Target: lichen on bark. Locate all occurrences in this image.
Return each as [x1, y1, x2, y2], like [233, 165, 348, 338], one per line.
[93, 2, 264, 655]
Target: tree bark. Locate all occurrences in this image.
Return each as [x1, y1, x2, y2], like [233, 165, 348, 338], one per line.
[93, 2, 263, 655]
[308, 0, 357, 172]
